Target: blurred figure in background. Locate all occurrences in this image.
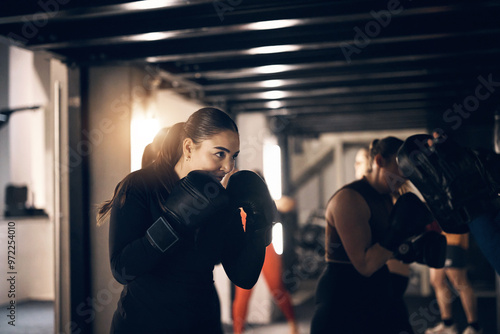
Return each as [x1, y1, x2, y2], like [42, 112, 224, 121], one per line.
[310, 137, 429, 334]
[426, 232, 482, 334]
[354, 146, 413, 332]
[354, 147, 369, 180]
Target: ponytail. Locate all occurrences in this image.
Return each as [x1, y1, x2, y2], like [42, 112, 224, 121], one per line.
[96, 180, 129, 226]
[153, 122, 185, 211]
[96, 122, 185, 226]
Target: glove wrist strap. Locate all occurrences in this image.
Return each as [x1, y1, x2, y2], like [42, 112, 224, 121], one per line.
[146, 216, 180, 253]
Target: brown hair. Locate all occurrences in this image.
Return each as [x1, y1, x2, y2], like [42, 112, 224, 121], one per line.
[96, 107, 238, 226]
[366, 136, 404, 172]
[141, 126, 170, 168]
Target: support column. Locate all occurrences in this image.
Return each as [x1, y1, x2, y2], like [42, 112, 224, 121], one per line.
[67, 66, 93, 334]
[495, 109, 500, 334]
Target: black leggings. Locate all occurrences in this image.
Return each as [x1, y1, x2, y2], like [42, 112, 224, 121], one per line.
[311, 263, 413, 334]
[389, 272, 413, 334]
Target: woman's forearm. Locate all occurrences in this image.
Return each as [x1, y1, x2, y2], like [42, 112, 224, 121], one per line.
[352, 243, 393, 277]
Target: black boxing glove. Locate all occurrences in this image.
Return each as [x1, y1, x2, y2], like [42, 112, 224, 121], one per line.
[146, 170, 229, 252]
[395, 231, 447, 268]
[226, 170, 277, 247]
[397, 134, 500, 233]
[380, 193, 434, 253]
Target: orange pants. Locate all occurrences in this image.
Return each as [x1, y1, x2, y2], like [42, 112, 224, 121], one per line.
[232, 243, 296, 333]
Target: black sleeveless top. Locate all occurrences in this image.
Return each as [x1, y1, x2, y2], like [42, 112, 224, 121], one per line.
[325, 177, 393, 262]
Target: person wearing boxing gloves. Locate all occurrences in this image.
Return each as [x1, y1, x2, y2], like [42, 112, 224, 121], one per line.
[382, 192, 447, 269]
[311, 137, 434, 334]
[379, 192, 434, 254]
[394, 230, 447, 268]
[397, 132, 500, 274]
[97, 108, 270, 334]
[355, 147, 416, 333]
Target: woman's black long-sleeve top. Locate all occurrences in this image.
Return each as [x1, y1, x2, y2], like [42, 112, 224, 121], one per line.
[108, 165, 266, 332]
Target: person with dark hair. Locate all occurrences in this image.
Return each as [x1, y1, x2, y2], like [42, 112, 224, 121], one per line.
[311, 136, 434, 334]
[353, 145, 414, 333]
[141, 126, 170, 168]
[97, 107, 275, 334]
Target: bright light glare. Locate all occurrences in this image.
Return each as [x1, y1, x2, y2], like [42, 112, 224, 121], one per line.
[247, 19, 299, 31]
[263, 144, 282, 200]
[133, 32, 173, 41]
[131, 117, 160, 172]
[256, 64, 292, 74]
[272, 222, 283, 255]
[124, 0, 182, 11]
[249, 45, 300, 55]
[262, 79, 284, 88]
[267, 100, 282, 109]
[263, 90, 287, 99]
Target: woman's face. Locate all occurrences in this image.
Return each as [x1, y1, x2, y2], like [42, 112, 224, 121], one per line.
[381, 155, 406, 191]
[187, 130, 240, 182]
[354, 148, 369, 179]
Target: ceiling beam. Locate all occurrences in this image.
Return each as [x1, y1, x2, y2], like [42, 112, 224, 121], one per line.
[229, 93, 457, 112]
[176, 48, 500, 80]
[17, 2, 499, 49]
[205, 81, 463, 101]
[0, 0, 214, 24]
[141, 29, 500, 64]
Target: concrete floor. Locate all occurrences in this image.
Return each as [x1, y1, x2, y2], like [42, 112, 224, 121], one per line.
[0, 300, 54, 334]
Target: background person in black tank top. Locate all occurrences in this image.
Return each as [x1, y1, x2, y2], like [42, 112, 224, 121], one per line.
[355, 146, 414, 333]
[311, 136, 428, 334]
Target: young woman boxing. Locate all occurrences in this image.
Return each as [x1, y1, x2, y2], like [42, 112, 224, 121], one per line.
[97, 107, 275, 333]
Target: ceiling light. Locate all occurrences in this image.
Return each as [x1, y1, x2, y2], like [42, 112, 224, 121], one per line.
[247, 19, 300, 31]
[123, 0, 185, 11]
[262, 79, 284, 88]
[256, 64, 293, 74]
[267, 100, 283, 109]
[249, 45, 300, 55]
[262, 90, 287, 99]
[136, 32, 172, 41]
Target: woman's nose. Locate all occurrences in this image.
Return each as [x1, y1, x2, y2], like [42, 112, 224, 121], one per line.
[222, 159, 235, 172]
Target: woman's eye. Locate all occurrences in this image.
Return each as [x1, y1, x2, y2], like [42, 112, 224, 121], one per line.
[215, 152, 225, 158]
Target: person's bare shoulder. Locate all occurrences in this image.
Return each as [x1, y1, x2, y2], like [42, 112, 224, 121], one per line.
[326, 188, 369, 227]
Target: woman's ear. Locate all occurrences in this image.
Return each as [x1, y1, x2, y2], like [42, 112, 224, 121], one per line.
[182, 138, 194, 159]
[374, 153, 385, 168]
